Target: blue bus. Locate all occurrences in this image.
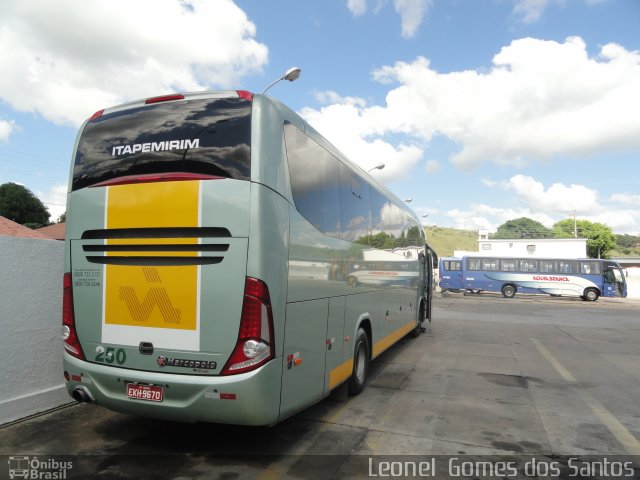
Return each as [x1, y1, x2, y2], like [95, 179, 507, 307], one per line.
[439, 255, 627, 301]
[438, 257, 464, 293]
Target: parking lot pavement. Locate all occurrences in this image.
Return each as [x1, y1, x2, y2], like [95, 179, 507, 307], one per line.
[1, 293, 639, 477]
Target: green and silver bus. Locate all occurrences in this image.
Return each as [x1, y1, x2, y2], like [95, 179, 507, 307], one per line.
[62, 90, 436, 425]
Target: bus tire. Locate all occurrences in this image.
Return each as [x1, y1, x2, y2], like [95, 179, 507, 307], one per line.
[584, 288, 599, 302]
[501, 284, 516, 298]
[410, 302, 425, 338]
[348, 328, 370, 396]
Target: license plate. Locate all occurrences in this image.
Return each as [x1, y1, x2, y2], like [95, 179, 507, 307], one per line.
[126, 383, 163, 402]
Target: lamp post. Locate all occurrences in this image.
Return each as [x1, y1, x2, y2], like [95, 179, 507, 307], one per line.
[262, 67, 301, 94]
[367, 162, 385, 173]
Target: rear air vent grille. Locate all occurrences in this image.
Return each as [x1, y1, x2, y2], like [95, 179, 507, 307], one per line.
[81, 227, 231, 267]
[81, 227, 231, 240]
[82, 244, 229, 253]
[86, 256, 223, 266]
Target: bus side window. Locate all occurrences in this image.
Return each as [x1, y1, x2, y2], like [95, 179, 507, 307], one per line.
[558, 261, 577, 273]
[500, 259, 516, 271]
[580, 261, 600, 274]
[482, 258, 498, 271]
[540, 260, 556, 273]
[285, 123, 342, 237]
[339, 163, 369, 242]
[519, 260, 537, 272]
[468, 258, 481, 271]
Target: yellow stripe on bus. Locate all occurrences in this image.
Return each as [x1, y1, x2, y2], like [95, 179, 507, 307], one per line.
[372, 321, 415, 358]
[328, 320, 416, 390]
[329, 358, 353, 390]
[104, 181, 200, 330]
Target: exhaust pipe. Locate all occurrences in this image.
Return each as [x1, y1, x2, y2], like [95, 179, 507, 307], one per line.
[72, 386, 95, 403]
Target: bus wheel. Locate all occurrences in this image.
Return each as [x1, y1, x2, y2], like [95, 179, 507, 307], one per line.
[348, 328, 370, 395]
[584, 288, 599, 302]
[501, 284, 516, 298]
[410, 303, 425, 338]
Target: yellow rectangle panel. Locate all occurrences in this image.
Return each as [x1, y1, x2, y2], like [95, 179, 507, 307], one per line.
[104, 181, 199, 331]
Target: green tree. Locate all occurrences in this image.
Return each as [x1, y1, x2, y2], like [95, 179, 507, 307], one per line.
[0, 182, 50, 227]
[552, 219, 616, 258]
[492, 217, 552, 239]
[616, 233, 639, 249]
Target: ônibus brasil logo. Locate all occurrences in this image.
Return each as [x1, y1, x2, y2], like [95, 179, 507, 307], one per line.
[8, 456, 73, 479]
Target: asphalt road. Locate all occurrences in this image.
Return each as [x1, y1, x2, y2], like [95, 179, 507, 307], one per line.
[1, 293, 639, 479]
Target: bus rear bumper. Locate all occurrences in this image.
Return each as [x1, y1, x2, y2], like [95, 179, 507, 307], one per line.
[63, 352, 282, 425]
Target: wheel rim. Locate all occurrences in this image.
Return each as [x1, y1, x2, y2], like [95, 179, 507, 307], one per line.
[355, 342, 366, 383]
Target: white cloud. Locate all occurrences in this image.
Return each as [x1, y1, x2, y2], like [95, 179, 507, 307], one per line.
[449, 175, 640, 233]
[0, 0, 268, 127]
[513, 0, 551, 23]
[314, 91, 368, 108]
[394, 0, 432, 38]
[611, 193, 640, 206]
[303, 36, 640, 182]
[446, 203, 556, 232]
[347, 0, 367, 15]
[0, 120, 15, 142]
[587, 210, 638, 233]
[345, 0, 431, 38]
[358, 36, 640, 170]
[481, 178, 498, 188]
[39, 183, 67, 222]
[512, 0, 611, 24]
[504, 174, 600, 214]
[299, 101, 423, 183]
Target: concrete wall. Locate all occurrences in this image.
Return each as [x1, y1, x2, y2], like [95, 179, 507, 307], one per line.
[0, 237, 70, 425]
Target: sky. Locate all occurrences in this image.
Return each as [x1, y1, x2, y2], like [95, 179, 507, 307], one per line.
[0, 0, 639, 235]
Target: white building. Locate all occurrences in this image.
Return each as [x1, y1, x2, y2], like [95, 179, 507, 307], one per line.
[455, 231, 587, 258]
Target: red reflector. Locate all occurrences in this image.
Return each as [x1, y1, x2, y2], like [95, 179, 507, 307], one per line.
[88, 109, 104, 122]
[90, 173, 223, 187]
[71, 374, 82, 382]
[236, 90, 253, 101]
[220, 393, 236, 400]
[145, 94, 185, 105]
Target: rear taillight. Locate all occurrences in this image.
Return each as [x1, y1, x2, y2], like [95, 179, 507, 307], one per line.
[236, 90, 253, 101]
[88, 109, 104, 122]
[145, 94, 185, 104]
[221, 277, 274, 375]
[62, 273, 84, 360]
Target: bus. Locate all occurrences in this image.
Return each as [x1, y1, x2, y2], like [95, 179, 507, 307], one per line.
[437, 257, 464, 293]
[62, 90, 437, 425]
[438, 255, 627, 301]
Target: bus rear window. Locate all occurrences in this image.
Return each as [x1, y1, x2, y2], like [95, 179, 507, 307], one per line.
[72, 97, 251, 190]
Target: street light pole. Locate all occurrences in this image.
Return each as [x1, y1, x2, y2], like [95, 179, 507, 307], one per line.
[367, 162, 385, 173]
[262, 67, 301, 94]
